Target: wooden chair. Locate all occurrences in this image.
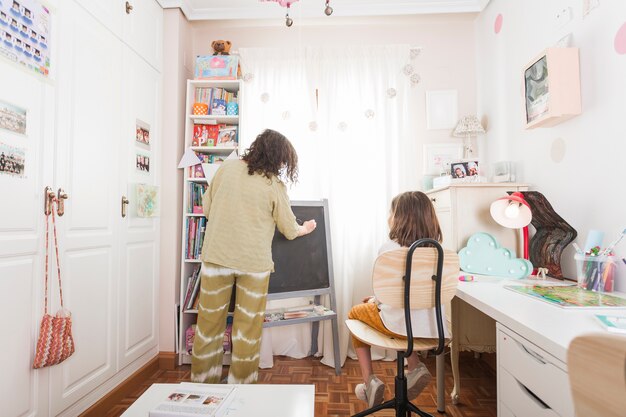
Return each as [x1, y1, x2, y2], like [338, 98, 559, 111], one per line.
[567, 333, 626, 417]
[345, 239, 460, 417]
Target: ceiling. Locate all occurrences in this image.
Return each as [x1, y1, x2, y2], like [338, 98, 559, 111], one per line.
[156, 0, 490, 21]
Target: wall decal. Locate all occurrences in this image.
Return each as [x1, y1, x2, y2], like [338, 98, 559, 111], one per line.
[615, 22, 626, 54]
[494, 13, 503, 34]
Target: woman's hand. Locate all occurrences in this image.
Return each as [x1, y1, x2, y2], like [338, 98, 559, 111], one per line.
[297, 219, 317, 236]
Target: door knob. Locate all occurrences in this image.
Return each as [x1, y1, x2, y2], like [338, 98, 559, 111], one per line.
[121, 196, 130, 218]
[57, 188, 69, 216]
[125, 1, 133, 14]
[44, 186, 56, 216]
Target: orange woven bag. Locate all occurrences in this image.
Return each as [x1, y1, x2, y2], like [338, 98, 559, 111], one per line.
[33, 199, 75, 369]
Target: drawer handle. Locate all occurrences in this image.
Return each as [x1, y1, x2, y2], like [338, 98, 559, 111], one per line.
[517, 380, 551, 410]
[517, 340, 547, 365]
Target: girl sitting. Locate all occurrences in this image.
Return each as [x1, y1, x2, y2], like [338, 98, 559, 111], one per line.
[348, 191, 447, 408]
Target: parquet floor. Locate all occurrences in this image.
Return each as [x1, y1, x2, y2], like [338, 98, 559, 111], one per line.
[105, 352, 496, 417]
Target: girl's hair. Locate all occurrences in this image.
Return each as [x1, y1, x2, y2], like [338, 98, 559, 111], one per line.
[242, 129, 298, 184]
[389, 191, 442, 247]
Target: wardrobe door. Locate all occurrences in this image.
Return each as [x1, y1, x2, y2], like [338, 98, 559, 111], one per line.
[0, 58, 52, 417]
[73, 0, 124, 37]
[117, 46, 160, 369]
[49, 2, 122, 413]
[122, 0, 163, 71]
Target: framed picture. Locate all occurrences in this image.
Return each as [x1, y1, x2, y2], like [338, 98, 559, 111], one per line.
[136, 154, 150, 173]
[450, 160, 479, 179]
[425, 90, 458, 130]
[136, 119, 150, 147]
[423, 143, 463, 175]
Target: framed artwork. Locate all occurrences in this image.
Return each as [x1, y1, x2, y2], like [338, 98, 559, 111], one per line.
[0, 99, 26, 135]
[425, 90, 458, 130]
[423, 143, 463, 175]
[136, 183, 159, 218]
[135, 119, 150, 147]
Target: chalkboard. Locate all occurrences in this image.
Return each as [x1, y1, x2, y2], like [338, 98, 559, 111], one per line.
[268, 200, 334, 298]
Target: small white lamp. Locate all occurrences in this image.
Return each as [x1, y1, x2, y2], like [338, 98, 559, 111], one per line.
[453, 115, 485, 159]
[490, 192, 533, 260]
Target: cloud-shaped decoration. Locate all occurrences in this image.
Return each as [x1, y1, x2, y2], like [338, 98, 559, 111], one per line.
[458, 232, 532, 279]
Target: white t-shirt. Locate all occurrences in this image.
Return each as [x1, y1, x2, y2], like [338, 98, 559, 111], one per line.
[376, 240, 450, 339]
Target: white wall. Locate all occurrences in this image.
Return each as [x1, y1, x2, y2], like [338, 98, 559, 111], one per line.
[160, 8, 193, 352]
[189, 13, 478, 157]
[475, 0, 626, 288]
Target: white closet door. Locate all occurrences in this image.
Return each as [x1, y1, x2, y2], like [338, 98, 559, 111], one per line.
[49, 2, 123, 413]
[117, 46, 160, 369]
[0, 62, 52, 417]
[73, 0, 124, 37]
[122, 0, 163, 71]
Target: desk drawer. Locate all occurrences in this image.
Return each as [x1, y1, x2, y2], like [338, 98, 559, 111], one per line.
[500, 368, 560, 417]
[428, 190, 451, 210]
[497, 326, 574, 417]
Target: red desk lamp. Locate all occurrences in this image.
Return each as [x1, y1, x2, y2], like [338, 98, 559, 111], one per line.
[490, 192, 533, 260]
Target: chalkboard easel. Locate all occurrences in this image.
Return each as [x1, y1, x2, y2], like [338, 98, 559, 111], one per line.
[263, 199, 341, 375]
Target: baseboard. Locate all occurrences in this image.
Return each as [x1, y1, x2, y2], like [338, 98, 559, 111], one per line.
[159, 351, 177, 370]
[80, 356, 160, 417]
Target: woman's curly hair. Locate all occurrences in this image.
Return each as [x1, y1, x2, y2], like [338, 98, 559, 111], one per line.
[242, 129, 299, 184]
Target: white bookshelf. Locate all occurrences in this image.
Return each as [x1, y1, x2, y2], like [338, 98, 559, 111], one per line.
[178, 79, 244, 365]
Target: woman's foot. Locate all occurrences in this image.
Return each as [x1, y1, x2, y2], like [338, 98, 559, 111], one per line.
[406, 363, 432, 399]
[354, 375, 385, 408]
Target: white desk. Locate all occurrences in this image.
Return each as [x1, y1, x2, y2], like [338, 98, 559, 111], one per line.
[452, 276, 626, 417]
[121, 383, 315, 417]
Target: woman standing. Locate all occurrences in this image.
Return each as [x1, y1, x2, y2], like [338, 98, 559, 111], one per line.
[191, 129, 316, 384]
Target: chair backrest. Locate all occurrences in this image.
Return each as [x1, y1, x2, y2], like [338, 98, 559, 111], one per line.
[372, 247, 460, 310]
[567, 333, 626, 417]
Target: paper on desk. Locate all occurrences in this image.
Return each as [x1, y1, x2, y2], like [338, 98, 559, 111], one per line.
[514, 278, 576, 286]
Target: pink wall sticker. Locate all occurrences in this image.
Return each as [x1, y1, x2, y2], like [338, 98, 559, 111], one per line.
[615, 22, 626, 54]
[494, 14, 503, 34]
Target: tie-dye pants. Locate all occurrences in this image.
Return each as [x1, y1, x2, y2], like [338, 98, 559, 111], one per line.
[191, 262, 270, 384]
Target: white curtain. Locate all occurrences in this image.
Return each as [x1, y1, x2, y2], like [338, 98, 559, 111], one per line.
[238, 45, 419, 368]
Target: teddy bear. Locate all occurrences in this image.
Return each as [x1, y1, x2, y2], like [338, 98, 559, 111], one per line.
[211, 40, 231, 56]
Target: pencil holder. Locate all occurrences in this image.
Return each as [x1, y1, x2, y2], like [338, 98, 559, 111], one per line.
[575, 254, 616, 293]
[192, 102, 209, 115]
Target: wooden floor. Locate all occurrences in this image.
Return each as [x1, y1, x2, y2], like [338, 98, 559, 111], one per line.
[106, 352, 496, 417]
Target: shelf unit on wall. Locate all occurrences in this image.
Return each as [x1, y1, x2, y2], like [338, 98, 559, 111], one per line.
[178, 79, 243, 365]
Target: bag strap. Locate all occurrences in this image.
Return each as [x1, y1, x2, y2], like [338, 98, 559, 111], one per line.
[43, 198, 64, 314]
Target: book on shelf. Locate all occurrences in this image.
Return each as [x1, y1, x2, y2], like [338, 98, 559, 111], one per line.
[183, 266, 201, 310]
[188, 183, 207, 214]
[185, 317, 233, 355]
[192, 124, 219, 146]
[595, 314, 626, 334]
[216, 125, 238, 147]
[185, 217, 207, 260]
[194, 88, 237, 116]
[149, 383, 236, 417]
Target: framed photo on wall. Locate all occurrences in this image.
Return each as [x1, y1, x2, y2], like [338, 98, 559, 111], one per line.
[425, 90, 458, 130]
[423, 143, 463, 175]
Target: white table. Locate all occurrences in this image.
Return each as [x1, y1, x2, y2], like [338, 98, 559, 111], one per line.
[452, 276, 626, 416]
[121, 383, 315, 417]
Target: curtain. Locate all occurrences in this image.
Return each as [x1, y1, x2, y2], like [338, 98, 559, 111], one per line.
[238, 45, 419, 368]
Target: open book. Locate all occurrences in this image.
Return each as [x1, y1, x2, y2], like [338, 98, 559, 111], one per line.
[149, 384, 236, 417]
